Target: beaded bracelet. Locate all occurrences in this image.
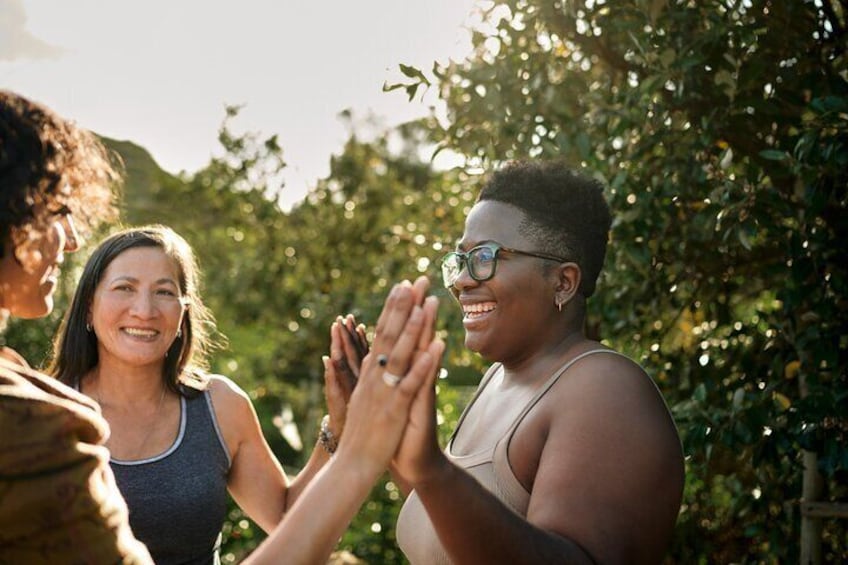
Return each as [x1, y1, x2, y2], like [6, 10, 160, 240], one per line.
[318, 414, 338, 455]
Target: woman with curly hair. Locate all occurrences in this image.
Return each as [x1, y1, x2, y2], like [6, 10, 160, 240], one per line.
[0, 90, 152, 563]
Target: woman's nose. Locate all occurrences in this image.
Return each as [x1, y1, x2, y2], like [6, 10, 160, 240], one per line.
[129, 292, 158, 317]
[59, 215, 81, 252]
[451, 263, 477, 296]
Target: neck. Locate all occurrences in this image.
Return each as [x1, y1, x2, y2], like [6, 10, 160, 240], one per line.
[500, 327, 588, 385]
[85, 364, 167, 407]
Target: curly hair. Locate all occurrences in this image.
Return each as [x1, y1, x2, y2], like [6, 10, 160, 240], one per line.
[0, 90, 120, 260]
[477, 160, 612, 298]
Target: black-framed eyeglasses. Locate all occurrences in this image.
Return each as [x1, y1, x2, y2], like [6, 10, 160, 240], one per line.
[440, 242, 569, 288]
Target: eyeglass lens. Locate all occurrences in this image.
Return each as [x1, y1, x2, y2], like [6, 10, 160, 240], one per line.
[442, 245, 498, 287]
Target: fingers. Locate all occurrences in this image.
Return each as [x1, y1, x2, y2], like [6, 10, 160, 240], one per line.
[354, 323, 369, 357]
[396, 338, 444, 397]
[379, 305, 425, 383]
[397, 339, 445, 404]
[371, 281, 418, 360]
[331, 281, 441, 478]
[340, 315, 369, 368]
[322, 355, 347, 433]
[345, 277, 438, 393]
[410, 275, 430, 307]
[322, 355, 337, 395]
[329, 321, 357, 398]
[417, 295, 439, 353]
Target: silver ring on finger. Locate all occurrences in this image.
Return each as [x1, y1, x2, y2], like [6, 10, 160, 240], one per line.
[382, 371, 403, 387]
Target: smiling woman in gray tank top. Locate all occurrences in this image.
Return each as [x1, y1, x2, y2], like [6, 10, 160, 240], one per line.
[52, 226, 353, 564]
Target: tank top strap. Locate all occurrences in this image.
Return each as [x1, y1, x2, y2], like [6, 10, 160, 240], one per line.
[446, 362, 503, 453]
[200, 389, 232, 468]
[491, 349, 632, 499]
[504, 349, 628, 437]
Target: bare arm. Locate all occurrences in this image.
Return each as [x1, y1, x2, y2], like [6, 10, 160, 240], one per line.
[217, 307, 372, 530]
[209, 376, 291, 533]
[244, 280, 444, 565]
[282, 315, 365, 511]
[396, 354, 684, 564]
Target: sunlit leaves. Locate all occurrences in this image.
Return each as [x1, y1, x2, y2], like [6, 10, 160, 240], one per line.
[412, 0, 847, 561]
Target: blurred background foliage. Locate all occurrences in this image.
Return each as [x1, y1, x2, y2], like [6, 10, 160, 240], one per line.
[4, 0, 846, 562]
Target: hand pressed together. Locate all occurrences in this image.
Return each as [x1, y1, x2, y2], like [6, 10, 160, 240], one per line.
[335, 279, 443, 479]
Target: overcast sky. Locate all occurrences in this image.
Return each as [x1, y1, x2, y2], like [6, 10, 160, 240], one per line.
[1, 0, 479, 207]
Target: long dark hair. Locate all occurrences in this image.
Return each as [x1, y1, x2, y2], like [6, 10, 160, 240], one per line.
[50, 225, 218, 394]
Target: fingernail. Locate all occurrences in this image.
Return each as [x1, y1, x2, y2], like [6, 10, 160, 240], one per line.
[322, 355, 329, 369]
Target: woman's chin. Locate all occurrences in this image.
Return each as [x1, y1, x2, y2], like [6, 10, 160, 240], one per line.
[463, 334, 488, 358]
[13, 298, 53, 320]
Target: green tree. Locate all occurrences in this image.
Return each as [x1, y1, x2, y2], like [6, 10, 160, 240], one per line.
[389, 0, 847, 561]
[114, 111, 484, 562]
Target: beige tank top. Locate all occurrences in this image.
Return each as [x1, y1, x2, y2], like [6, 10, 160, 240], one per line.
[396, 349, 621, 564]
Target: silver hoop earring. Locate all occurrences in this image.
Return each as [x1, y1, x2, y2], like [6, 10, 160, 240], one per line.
[555, 298, 564, 313]
[86, 323, 93, 332]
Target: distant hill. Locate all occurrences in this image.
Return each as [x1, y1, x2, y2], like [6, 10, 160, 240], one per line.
[100, 137, 186, 222]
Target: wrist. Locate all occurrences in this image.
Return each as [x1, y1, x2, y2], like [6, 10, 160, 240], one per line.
[410, 452, 453, 492]
[318, 415, 339, 455]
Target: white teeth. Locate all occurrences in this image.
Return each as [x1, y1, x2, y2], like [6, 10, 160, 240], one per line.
[123, 328, 158, 337]
[463, 302, 496, 316]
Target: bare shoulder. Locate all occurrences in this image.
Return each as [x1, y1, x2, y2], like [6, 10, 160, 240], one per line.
[553, 349, 673, 422]
[204, 375, 255, 425]
[552, 349, 682, 462]
[206, 373, 250, 400]
[527, 349, 684, 563]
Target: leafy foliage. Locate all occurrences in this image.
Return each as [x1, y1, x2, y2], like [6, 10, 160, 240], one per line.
[388, 0, 847, 561]
[5, 2, 846, 562]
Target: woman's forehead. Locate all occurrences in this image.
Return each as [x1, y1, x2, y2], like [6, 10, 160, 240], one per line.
[460, 201, 529, 247]
[104, 247, 180, 279]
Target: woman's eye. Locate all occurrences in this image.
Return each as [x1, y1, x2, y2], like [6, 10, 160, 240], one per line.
[156, 289, 177, 297]
[475, 250, 495, 263]
[49, 204, 72, 216]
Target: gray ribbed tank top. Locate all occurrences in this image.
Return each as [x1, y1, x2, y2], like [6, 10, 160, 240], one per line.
[110, 390, 231, 565]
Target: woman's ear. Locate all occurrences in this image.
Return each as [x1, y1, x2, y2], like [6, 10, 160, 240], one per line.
[554, 262, 582, 305]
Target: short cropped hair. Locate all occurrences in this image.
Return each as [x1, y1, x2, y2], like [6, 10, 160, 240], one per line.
[477, 160, 612, 297]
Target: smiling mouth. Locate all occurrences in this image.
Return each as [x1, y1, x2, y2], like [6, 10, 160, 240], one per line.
[122, 328, 159, 338]
[462, 302, 496, 319]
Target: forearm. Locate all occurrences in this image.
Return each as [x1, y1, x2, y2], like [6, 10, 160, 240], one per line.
[414, 462, 596, 565]
[284, 439, 332, 511]
[244, 454, 376, 565]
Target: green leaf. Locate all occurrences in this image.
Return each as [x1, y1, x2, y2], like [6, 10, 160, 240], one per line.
[398, 63, 429, 84]
[758, 149, 788, 161]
